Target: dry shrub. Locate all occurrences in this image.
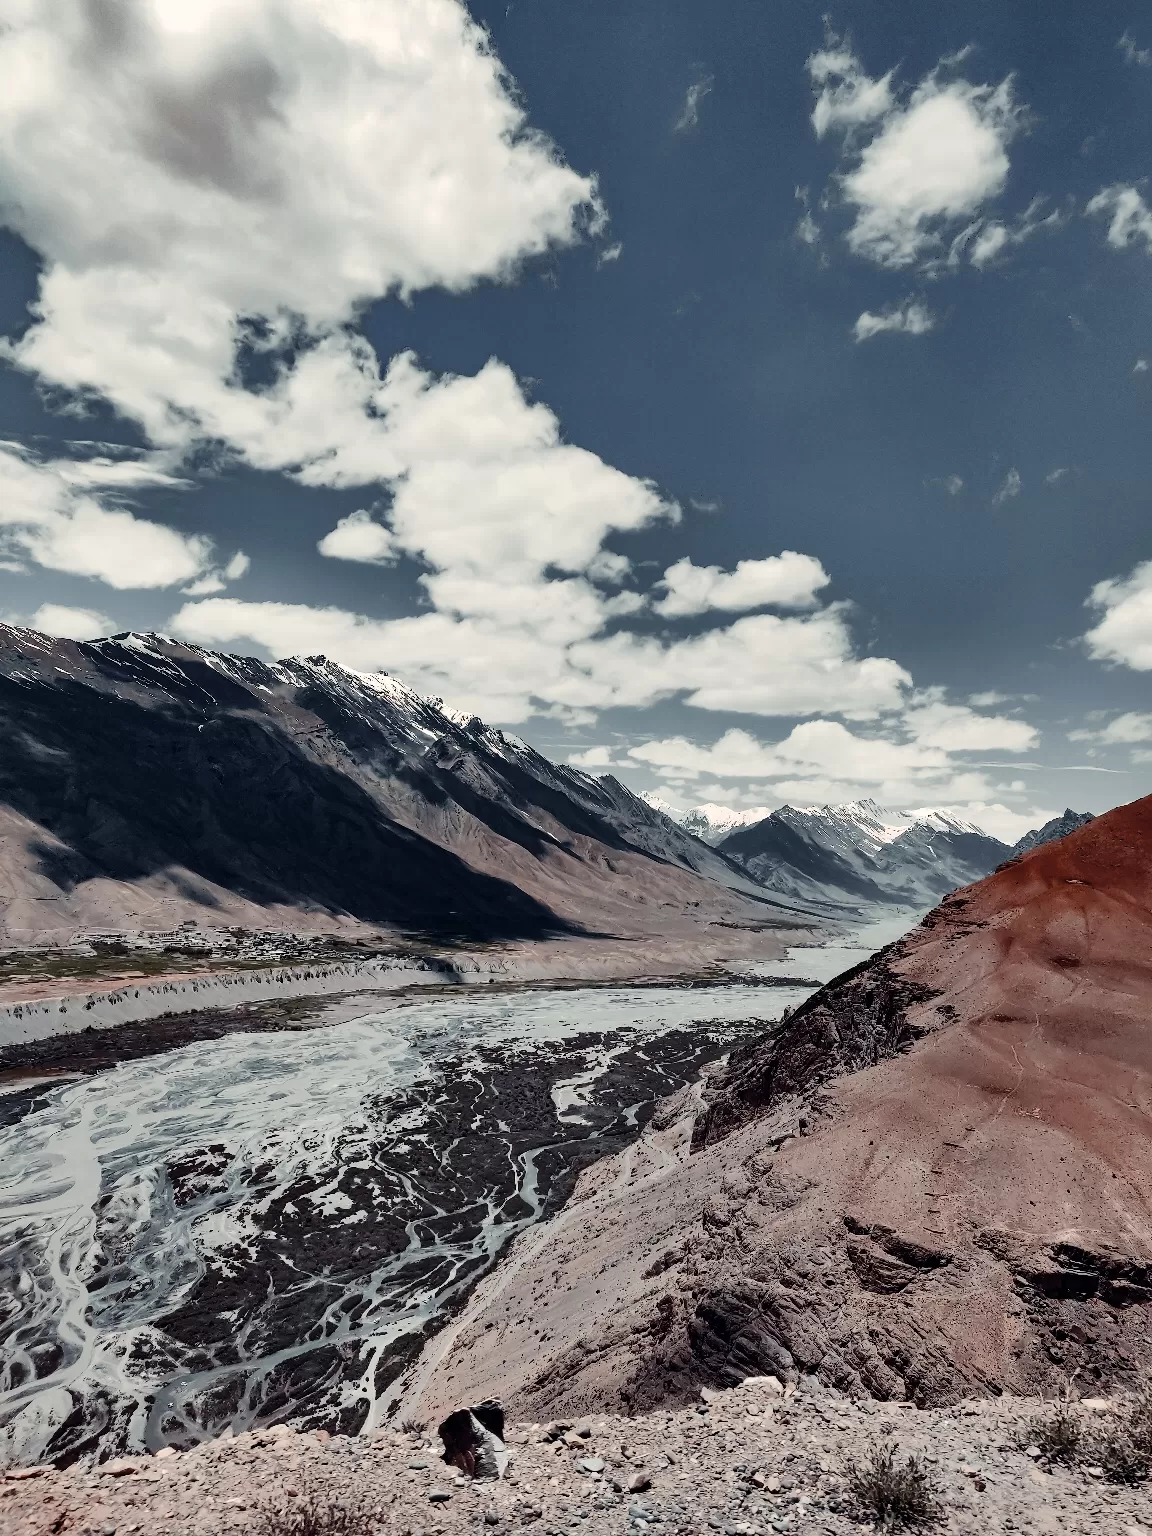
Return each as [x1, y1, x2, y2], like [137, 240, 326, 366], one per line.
[254, 1490, 378, 1536]
[843, 1440, 943, 1528]
[1017, 1381, 1084, 1465]
[1086, 1380, 1152, 1484]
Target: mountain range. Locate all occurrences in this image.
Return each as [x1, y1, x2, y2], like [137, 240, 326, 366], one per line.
[0, 626, 796, 947]
[0, 624, 1094, 945]
[645, 795, 1096, 912]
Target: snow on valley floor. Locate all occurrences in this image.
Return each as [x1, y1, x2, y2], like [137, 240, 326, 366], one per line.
[0, 919, 915, 1470]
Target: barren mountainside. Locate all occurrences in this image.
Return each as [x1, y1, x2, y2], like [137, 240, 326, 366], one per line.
[0, 626, 799, 945]
[418, 794, 1152, 1417]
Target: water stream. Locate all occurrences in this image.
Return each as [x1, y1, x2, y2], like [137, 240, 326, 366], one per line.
[0, 916, 915, 1467]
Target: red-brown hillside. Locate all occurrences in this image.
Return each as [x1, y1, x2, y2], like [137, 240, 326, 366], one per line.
[420, 795, 1152, 1415]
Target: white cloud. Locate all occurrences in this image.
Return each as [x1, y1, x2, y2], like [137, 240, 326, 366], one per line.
[1136, 359, 1149, 374]
[568, 746, 615, 768]
[17, 603, 113, 641]
[993, 467, 1022, 505]
[853, 298, 935, 342]
[1087, 185, 1152, 253]
[675, 74, 714, 132]
[808, 41, 894, 138]
[653, 553, 829, 616]
[1069, 711, 1152, 746]
[1046, 466, 1070, 483]
[1083, 560, 1152, 670]
[1119, 32, 1152, 68]
[903, 697, 1037, 753]
[810, 44, 1021, 269]
[171, 593, 910, 725]
[0, 0, 599, 461]
[0, 444, 223, 589]
[318, 509, 400, 565]
[624, 704, 1041, 820]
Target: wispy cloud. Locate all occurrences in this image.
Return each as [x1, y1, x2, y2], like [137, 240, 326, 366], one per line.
[853, 298, 935, 342]
[1119, 31, 1152, 67]
[993, 467, 1022, 505]
[675, 73, 714, 132]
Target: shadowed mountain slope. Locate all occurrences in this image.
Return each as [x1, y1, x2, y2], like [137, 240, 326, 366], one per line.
[0, 626, 802, 944]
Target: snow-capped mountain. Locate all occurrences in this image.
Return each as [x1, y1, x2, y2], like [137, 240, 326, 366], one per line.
[640, 795, 772, 845]
[0, 626, 795, 944]
[716, 797, 1011, 909]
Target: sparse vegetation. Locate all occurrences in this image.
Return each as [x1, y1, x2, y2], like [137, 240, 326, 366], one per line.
[1085, 1380, 1152, 1484]
[844, 1440, 943, 1528]
[400, 1414, 426, 1434]
[1017, 1380, 1084, 1465]
[254, 1491, 378, 1536]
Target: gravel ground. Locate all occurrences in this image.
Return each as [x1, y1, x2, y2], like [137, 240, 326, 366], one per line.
[4, 1376, 1152, 1536]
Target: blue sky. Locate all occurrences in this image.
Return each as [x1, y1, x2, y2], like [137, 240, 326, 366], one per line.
[1, 0, 1151, 840]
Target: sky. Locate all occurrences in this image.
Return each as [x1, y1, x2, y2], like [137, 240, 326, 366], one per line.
[1, 0, 1152, 842]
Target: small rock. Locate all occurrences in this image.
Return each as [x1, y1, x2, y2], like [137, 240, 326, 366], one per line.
[408, 1460, 430, 1470]
[626, 1473, 651, 1493]
[700, 1388, 722, 1404]
[764, 1477, 781, 1494]
[428, 1488, 452, 1503]
[1024, 1446, 1043, 1459]
[574, 1422, 593, 1439]
[103, 1459, 139, 1477]
[1084, 1465, 1105, 1478]
[484, 1515, 501, 1526]
[5, 1467, 48, 1480]
[153, 1448, 178, 1461]
[543, 1421, 573, 1441]
[315, 1430, 331, 1444]
[741, 1376, 783, 1396]
[578, 1458, 606, 1474]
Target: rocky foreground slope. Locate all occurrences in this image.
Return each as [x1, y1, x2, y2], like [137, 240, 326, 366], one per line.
[416, 796, 1152, 1418]
[4, 1379, 1152, 1536]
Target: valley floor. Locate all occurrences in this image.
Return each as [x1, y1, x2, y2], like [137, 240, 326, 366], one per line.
[3, 1377, 1150, 1536]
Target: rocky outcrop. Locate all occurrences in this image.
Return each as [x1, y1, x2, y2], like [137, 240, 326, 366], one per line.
[1012, 807, 1095, 856]
[417, 795, 1152, 1415]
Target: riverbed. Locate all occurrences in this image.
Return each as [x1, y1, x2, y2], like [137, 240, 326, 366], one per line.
[0, 915, 916, 1469]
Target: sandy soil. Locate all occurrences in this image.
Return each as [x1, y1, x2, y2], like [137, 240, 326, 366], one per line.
[4, 1378, 1152, 1536]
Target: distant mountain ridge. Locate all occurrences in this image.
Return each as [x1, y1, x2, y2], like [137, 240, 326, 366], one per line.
[0, 627, 798, 945]
[1013, 808, 1095, 856]
[715, 797, 1011, 908]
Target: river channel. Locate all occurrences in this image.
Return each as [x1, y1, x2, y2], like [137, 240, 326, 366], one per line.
[0, 911, 919, 1469]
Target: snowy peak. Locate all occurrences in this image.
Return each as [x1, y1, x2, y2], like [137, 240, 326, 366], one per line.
[639, 795, 772, 846]
[715, 795, 1010, 911]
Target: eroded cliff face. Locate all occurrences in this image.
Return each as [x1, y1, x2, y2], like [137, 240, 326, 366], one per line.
[415, 796, 1152, 1416]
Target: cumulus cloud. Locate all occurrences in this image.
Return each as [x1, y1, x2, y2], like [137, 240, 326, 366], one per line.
[1087, 185, 1152, 253]
[8, 603, 113, 640]
[852, 298, 935, 342]
[0, 445, 229, 589]
[1069, 711, 1152, 746]
[318, 509, 400, 565]
[809, 42, 1022, 269]
[1083, 560, 1152, 669]
[653, 553, 829, 616]
[0, 0, 599, 461]
[172, 593, 910, 725]
[625, 697, 1039, 815]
